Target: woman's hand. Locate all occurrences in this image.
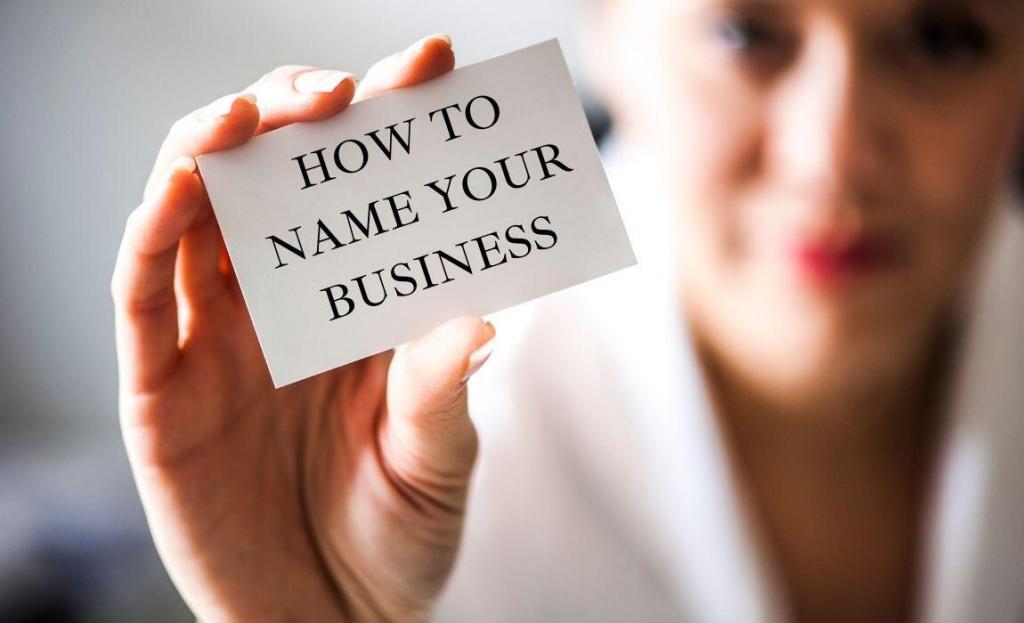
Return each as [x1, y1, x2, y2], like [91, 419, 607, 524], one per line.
[112, 34, 493, 622]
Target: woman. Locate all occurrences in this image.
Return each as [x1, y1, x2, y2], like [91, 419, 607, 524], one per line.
[111, 0, 1024, 620]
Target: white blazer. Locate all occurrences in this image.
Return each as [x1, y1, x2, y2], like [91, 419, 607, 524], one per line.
[437, 148, 1024, 622]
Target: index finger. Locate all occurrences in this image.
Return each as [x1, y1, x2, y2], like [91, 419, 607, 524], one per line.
[353, 33, 456, 103]
[144, 93, 260, 199]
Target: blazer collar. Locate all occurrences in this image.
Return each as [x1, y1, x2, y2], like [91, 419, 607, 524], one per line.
[919, 198, 1024, 623]
[601, 145, 1024, 622]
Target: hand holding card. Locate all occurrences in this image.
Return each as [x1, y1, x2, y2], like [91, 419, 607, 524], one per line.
[198, 39, 635, 387]
[112, 35, 519, 622]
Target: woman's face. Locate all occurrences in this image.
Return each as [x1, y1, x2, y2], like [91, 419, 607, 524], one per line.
[594, 0, 1024, 396]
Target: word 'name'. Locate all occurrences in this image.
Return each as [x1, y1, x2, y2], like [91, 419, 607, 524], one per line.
[267, 143, 573, 269]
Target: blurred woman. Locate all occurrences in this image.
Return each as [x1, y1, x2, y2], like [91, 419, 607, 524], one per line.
[112, 0, 1024, 621]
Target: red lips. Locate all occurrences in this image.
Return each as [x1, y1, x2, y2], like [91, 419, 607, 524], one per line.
[791, 233, 899, 283]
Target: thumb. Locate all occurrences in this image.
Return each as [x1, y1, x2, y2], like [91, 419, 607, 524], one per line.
[382, 316, 495, 500]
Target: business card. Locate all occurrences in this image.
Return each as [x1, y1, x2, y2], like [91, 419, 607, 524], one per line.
[198, 39, 635, 387]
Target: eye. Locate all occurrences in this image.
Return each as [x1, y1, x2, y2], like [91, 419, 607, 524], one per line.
[714, 10, 796, 74]
[717, 12, 782, 51]
[900, 7, 994, 69]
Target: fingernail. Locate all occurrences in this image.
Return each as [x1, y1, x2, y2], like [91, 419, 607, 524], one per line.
[404, 33, 452, 61]
[197, 92, 256, 122]
[170, 156, 196, 175]
[159, 156, 197, 191]
[294, 69, 355, 94]
[461, 328, 495, 384]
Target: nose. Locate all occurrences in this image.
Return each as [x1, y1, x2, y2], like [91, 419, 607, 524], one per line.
[768, 19, 893, 214]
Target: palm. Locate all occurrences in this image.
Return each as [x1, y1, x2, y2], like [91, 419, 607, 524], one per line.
[124, 289, 462, 620]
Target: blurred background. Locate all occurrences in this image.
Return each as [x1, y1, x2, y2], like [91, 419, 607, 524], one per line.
[2, 2, 1022, 622]
[0, 1, 587, 620]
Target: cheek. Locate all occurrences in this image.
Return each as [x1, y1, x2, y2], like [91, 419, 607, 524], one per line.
[610, 6, 767, 277]
[912, 196, 995, 311]
[898, 81, 1024, 301]
[662, 73, 766, 274]
[904, 97, 1021, 213]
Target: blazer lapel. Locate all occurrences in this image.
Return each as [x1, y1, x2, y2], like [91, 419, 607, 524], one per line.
[920, 199, 1024, 623]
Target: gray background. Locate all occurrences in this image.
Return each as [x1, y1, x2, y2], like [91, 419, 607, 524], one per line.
[0, 1, 582, 620]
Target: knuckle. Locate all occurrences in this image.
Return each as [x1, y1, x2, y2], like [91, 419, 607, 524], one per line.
[110, 271, 121, 302]
[367, 52, 398, 75]
[169, 112, 193, 135]
[276, 63, 312, 74]
[110, 228, 135, 303]
[123, 204, 144, 234]
[261, 64, 313, 84]
[165, 115, 198, 148]
[110, 261, 129, 304]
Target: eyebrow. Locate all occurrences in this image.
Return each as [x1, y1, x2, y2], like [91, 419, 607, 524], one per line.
[743, 0, 1024, 10]
[917, 0, 1023, 11]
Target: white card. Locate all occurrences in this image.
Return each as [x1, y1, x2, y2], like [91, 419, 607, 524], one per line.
[198, 39, 635, 387]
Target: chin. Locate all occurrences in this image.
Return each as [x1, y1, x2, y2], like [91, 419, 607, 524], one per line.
[783, 293, 935, 381]
[729, 271, 916, 360]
